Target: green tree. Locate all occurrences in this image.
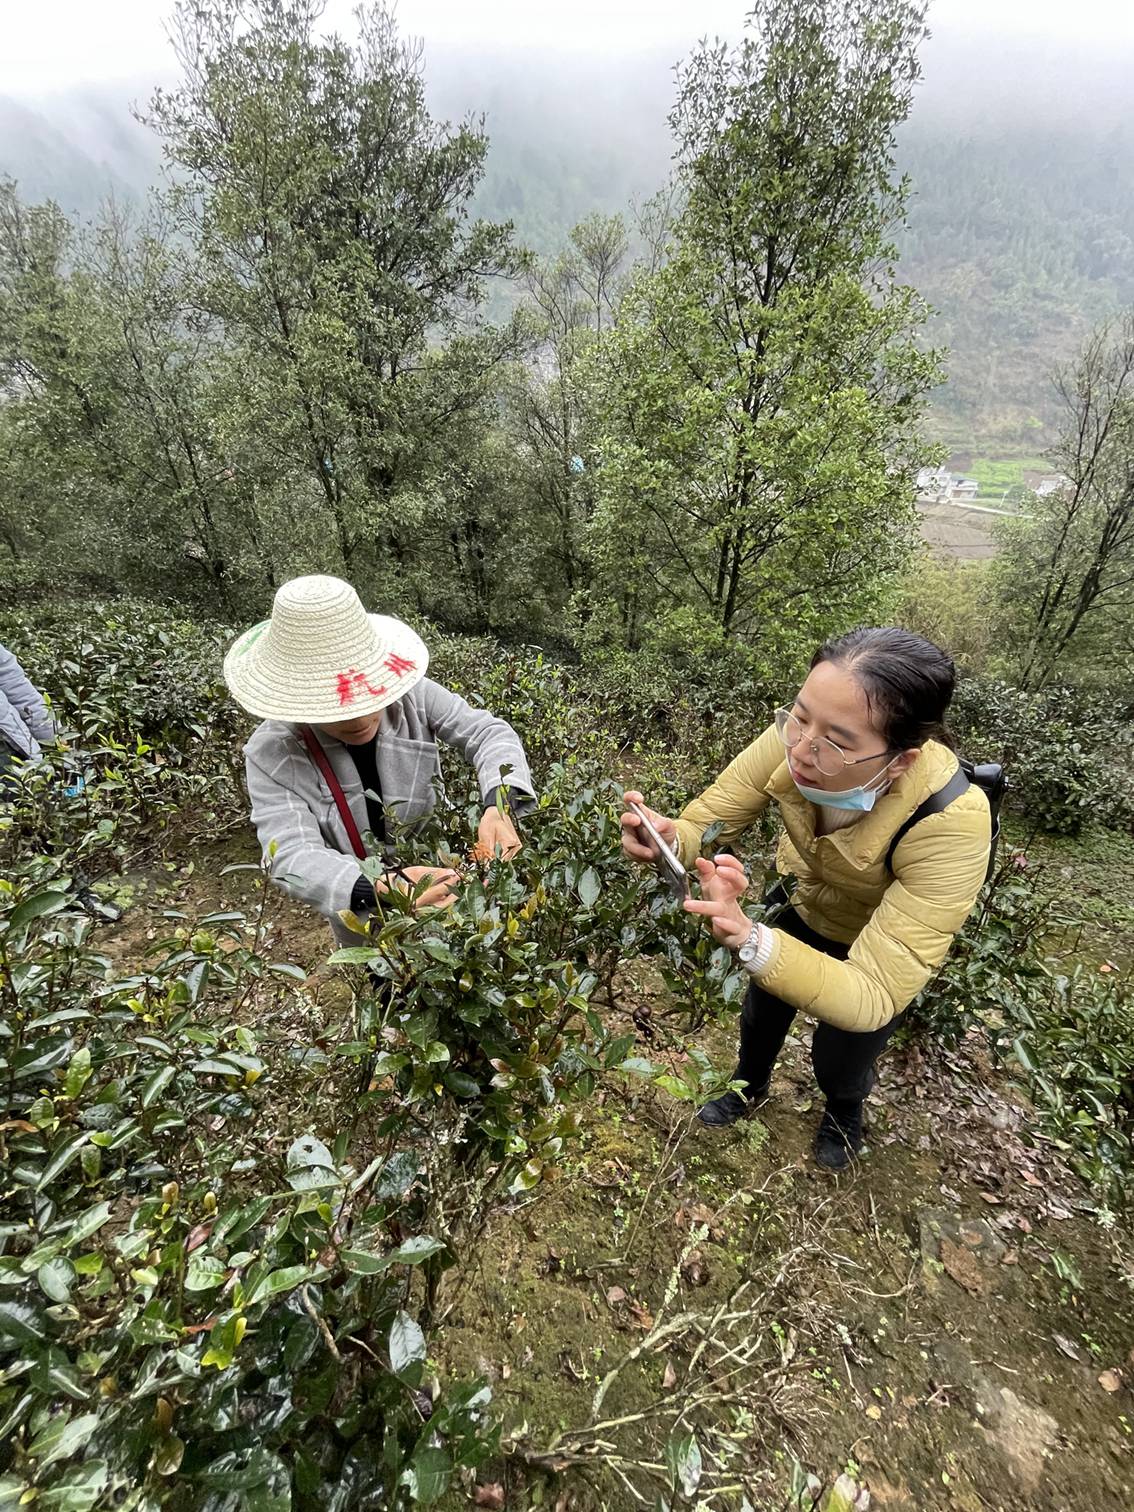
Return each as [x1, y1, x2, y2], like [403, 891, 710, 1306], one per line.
[583, 0, 939, 662]
[0, 186, 261, 607]
[147, 0, 524, 596]
[995, 312, 1134, 689]
[505, 215, 628, 602]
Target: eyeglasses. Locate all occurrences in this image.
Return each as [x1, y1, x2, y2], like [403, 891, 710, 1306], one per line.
[774, 707, 892, 778]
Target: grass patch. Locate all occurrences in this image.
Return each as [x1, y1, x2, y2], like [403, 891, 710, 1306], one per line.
[952, 453, 1052, 499]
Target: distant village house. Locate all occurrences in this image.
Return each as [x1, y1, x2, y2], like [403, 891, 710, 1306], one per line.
[915, 466, 980, 503]
[1035, 474, 1070, 498]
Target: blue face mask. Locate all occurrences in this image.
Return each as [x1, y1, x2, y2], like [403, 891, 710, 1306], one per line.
[792, 757, 899, 813]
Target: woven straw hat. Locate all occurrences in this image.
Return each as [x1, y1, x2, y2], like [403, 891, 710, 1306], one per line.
[223, 576, 428, 722]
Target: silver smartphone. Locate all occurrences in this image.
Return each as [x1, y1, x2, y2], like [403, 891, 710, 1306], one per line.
[628, 801, 691, 901]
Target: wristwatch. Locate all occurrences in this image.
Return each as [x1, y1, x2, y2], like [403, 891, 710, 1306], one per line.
[738, 920, 765, 971]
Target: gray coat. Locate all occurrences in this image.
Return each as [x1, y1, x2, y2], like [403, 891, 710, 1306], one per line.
[0, 643, 58, 762]
[244, 676, 534, 941]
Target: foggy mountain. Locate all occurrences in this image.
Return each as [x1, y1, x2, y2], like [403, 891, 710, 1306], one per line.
[2, 24, 1133, 450]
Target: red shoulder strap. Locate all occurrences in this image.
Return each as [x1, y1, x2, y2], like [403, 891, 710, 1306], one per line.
[298, 724, 367, 861]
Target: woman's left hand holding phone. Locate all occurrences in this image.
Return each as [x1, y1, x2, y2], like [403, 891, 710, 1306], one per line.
[620, 790, 678, 864]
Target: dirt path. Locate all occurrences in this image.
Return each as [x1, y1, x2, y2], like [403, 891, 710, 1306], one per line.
[95, 833, 1134, 1510]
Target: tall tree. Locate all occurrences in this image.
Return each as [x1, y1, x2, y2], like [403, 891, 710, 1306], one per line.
[997, 313, 1134, 689]
[584, 0, 939, 662]
[507, 216, 627, 599]
[0, 184, 261, 605]
[146, 0, 523, 597]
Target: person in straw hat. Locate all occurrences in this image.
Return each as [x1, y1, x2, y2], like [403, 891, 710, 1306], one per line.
[224, 576, 536, 939]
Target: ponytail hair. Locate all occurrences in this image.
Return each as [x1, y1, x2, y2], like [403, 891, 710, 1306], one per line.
[811, 627, 956, 750]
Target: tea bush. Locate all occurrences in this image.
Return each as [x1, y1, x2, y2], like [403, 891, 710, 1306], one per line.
[950, 675, 1134, 836]
[0, 604, 236, 752]
[0, 857, 592, 1504]
[915, 857, 1133, 1210]
[0, 624, 749, 1507]
[1006, 964, 1134, 1209]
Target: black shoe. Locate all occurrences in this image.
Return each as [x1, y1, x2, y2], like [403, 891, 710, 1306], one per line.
[77, 888, 123, 923]
[697, 1079, 770, 1128]
[815, 1100, 865, 1170]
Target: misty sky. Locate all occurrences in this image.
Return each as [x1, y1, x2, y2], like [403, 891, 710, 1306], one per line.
[3, 0, 1134, 94]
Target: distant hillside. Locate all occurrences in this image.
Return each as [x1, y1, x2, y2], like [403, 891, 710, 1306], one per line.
[897, 120, 1134, 449]
[0, 90, 157, 219]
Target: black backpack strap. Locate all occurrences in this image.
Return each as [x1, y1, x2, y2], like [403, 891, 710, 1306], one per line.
[886, 762, 971, 873]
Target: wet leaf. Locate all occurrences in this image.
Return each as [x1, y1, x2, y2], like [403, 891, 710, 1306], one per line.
[403, 1445, 451, 1506]
[0, 1300, 46, 1347]
[37, 1258, 76, 1304]
[34, 1458, 108, 1510]
[28, 1411, 99, 1469]
[37, 1132, 89, 1190]
[385, 1236, 446, 1266]
[10, 890, 70, 932]
[62, 1048, 92, 1101]
[247, 1266, 310, 1304]
[185, 1253, 227, 1292]
[578, 867, 601, 908]
[389, 1310, 426, 1381]
[665, 1431, 702, 1498]
[152, 1436, 186, 1477]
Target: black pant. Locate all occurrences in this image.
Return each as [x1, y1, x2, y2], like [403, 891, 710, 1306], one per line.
[736, 906, 903, 1106]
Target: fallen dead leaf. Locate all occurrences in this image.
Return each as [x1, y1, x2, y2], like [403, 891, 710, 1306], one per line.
[1053, 1334, 1082, 1362]
[663, 1360, 677, 1390]
[940, 1237, 992, 1296]
[1098, 1369, 1124, 1393]
[185, 1223, 214, 1254]
[475, 1484, 505, 1509]
[865, 1404, 883, 1420]
[682, 1249, 708, 1286]
[978, 1191, 1002, 1206]
[627, 1302, 654, 1331]
[605, 1285, 627, 1307]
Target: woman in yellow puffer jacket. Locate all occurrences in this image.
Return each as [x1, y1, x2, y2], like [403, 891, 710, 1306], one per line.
[620, 627, 991, 1170]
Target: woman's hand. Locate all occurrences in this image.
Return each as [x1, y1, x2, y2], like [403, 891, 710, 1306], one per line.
[620, 790, 678, 865]
[386, 864, 460, 910]
[477, 806, 522, 860]
[682, 854, 752, 949]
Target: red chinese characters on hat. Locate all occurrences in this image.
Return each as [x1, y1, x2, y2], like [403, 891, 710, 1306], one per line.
[335, 668, 389, 706]
[384, 653, 417, 678]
